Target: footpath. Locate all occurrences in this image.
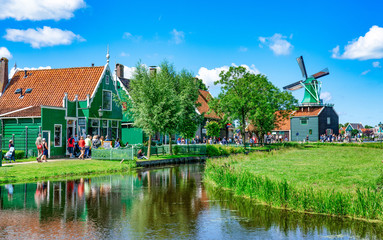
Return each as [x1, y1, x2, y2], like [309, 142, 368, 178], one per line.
[2, 158, 91, 166]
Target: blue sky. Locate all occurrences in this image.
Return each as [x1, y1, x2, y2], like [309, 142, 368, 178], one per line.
[1, 0, 383, 126]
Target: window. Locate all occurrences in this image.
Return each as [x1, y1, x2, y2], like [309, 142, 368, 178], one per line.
[106, 75, 109, 85]
[54, 124, 62, 147]
[78, 118, 86, 137]
[309, 129, 312, 135]
[300, 118, 308, 125]
[327, 117, 331, 125]
[111, 121, 118, 139]
[102, 90, 112, 111]
[91, 119, 99, 127]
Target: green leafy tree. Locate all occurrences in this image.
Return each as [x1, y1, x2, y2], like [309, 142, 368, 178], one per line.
[205, 121, 221, 141]
[177, 70, 203, 145]
[195, 77, 208, 90]
[210, 66, 297, 145]
[128, 63, 164, 158]
[365, 125, 373, 129]
[351, 129, 359, 137]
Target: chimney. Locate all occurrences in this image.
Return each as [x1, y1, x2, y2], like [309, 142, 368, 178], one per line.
[24, 70, 28, 78]
[116, 63, 124, 78]
[0, 57, 9, 94]
[149, 66, 157, 76]
[91, 63, 94, 67]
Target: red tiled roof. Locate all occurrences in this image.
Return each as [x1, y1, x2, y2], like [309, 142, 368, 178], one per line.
[291, 106, 324, 117]
[273, 110, 292, 131]
[0, 66, 104, 116]
[197, 89, 220, 120]
[0, 106, 41, 117]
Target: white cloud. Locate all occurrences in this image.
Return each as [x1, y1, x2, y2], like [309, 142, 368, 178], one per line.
[332, 26, 383, 60]
[258, 33, 293, 55]
[373, 61, 381, 68]
[361, 69, 371, 75]
[0, 0, 86, 21]
[123, 66, 137, 79]
[4, 26, 85, 48]
[320, 91, 332, 102]
[123, 32, 142, 42]
[196, 64, 260, 97]
[239, 46, 248, 52]
[170, 29, 185, 44]
[0, 47, 12, 59]
[120, 52, 129, 57]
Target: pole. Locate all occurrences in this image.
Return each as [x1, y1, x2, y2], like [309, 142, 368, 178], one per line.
[25, 126, 28, 158]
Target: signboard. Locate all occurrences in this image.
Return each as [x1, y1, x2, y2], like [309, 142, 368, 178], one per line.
[202, 129, 207, 134]
[103, 141, 113, 149]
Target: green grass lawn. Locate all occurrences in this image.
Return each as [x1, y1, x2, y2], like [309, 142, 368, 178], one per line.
[224, 146, 383, 191]
[0, 160, 135, 184]
[205, 145, 383, 220]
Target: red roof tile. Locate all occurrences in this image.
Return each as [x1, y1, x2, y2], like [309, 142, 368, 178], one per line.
[273, 110, 292, 131]
[0, 106, 41, 117]
[196, 90, 220, 120]
[0, 66, 104, 116]
[291, 106, 324, 117]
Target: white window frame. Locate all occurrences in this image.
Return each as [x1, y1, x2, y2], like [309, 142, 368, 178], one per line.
[106, 75, 109, 85]
[78, 117, 87, 137]
[102, 90, 112, 111]
[327, 117, 331, 125]
[54, 124, 62, 147]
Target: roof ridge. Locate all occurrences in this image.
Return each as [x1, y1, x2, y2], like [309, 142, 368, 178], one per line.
[16, 66, 104, 72]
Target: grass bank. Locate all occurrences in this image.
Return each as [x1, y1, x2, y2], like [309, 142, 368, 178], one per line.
[204, 146, 383, 221]
[0, 160, 136, 184]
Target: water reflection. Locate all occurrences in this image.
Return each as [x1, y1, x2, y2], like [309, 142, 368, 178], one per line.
[0, 164, 381, 239]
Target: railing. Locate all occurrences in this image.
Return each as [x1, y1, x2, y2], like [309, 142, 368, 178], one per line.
[92, 144, 207, 160]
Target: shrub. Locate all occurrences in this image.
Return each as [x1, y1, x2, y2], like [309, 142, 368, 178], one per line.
[207, 145, 220, 157]
[2, 150, 26, 159]
[173, 145, 180, 155]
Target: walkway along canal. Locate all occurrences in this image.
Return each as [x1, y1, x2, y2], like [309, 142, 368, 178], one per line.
[0, 163, 382, 239]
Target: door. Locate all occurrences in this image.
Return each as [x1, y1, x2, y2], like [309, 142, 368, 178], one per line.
[42, 131, 50, 158]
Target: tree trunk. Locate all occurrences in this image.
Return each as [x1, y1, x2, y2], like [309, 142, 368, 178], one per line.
[147, 134, 152, 159]
[241, 123, 246, 150]
[169, 134, 173, 155]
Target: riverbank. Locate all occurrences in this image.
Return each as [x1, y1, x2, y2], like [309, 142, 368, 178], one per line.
[0, 160, 136, 184]
[204, 146, 383, 221]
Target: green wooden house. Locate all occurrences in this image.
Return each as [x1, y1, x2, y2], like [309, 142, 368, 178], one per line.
[0, 55, 122, 157]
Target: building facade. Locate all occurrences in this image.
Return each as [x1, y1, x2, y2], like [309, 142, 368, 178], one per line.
[0, 56, 122, 157]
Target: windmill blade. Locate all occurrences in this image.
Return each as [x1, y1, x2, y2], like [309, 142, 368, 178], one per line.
[283, 80, 304, 91]
[312, 68, 329, 79]
[296, 56, 308, 79]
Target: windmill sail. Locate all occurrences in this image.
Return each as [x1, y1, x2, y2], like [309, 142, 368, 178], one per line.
[296, 56, 308, 79]
[312, 68, 329, 79]
[283, 80, 304, 91]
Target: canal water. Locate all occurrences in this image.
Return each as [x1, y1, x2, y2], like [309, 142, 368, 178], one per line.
[0, 164, 382, 240]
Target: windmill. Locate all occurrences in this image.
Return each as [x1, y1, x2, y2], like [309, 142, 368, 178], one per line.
[283, 56, 329, 106]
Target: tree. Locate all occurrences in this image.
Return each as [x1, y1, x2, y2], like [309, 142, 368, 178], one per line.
[195, 77, 208, 91]
[210, 66, 297, 145]
[177, 70, 203, 145]
[365, 125, 373, 129]
[351, 129, 359, 137]
[205, 121, 221, 141]
[128, 63, 165, 158]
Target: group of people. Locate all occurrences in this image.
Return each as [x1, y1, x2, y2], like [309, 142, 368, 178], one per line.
[35, 134, 49, 162]
[66, 134, 122, 159]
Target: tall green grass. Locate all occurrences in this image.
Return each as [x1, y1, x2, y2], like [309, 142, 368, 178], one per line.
[204, 159, 383, 221]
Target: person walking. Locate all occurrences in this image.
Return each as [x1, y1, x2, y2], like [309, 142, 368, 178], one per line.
[78, 136, 86, 159]
[114, 138, 121, 148]
[41, 138, 48, 162]
[35, 133, 43, 162]
[85, 135, 92, 158]
[67, 135, 75, 158]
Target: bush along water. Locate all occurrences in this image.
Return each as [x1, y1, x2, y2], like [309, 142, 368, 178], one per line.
[204, 159, 383, 221]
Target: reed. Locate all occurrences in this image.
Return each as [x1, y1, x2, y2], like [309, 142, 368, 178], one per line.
[204, 148, 383, 221]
